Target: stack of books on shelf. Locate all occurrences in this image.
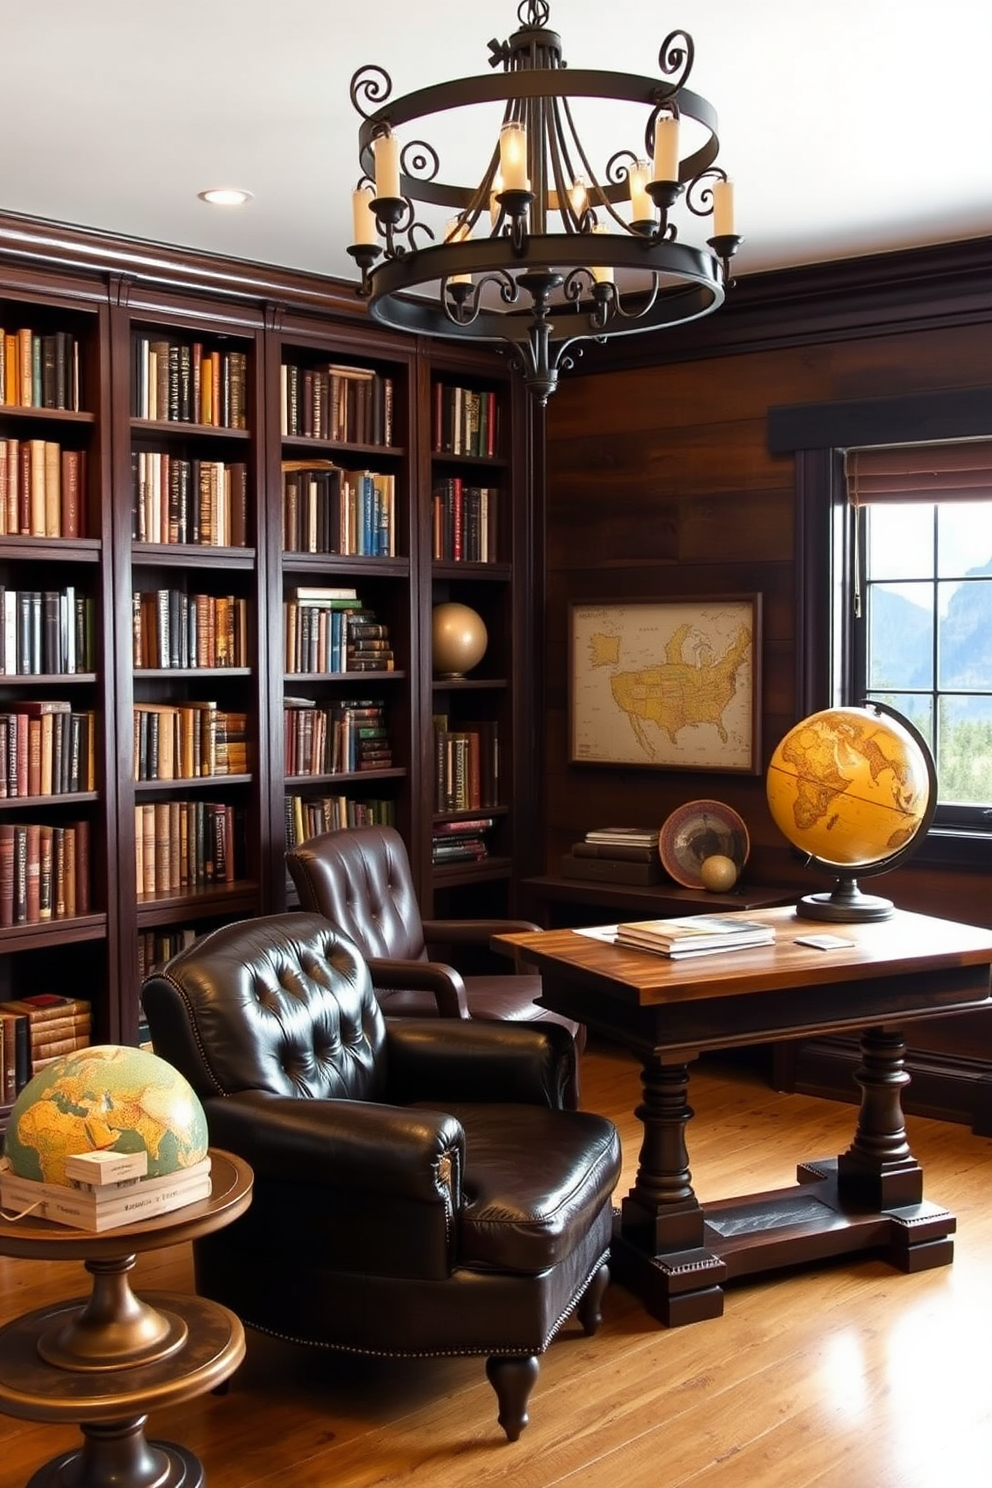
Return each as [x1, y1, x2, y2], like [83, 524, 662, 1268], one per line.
[615, 914, 776, 960]
[0, 1149, 213, 1233]
[0, 701, 97, 796]
[432, 717, 499, 812]
[0, 585, 94, 675]
[280, 362, 394, 445]
[134, 800, 242, 895]
[131, 590, 249, 669]
[130, 453, 248, 546]
[0, 327, 81, 412]
[0, 820, 91, 927]
[283, 698, 392, 776]
[431, 478, 499, 562]
[284, 792, 394, 850]
[133, 338, 248, 428]
[0, 440, 86, 538]
[561, 826, 664, 886]
[133, 702, 248, 781]
[0, 994, 91, 1100]
[432, 383, 498, 458]
[431, 816, 495, 866]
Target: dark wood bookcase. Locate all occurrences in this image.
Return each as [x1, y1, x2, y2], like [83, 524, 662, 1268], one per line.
[0, 213, 530, 1115]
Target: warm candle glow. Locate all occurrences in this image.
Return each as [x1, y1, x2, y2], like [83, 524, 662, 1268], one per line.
[569, 174, 590, 220]
[490, 174, 504, 227]
[499, 121, 529, 192]
[374, 131, 401, 199]
[713, 178, 735, 236]
[653, 114, 679, 182]
[628, 159, 652, 222]
[445, 217, 472, 284]
[351, 187, 377, 245]
[589, 224, 613, 284]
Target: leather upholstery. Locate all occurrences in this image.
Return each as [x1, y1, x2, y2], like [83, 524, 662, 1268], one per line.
[285, 824, 585, 1061]
[141, 912, 621, 1440]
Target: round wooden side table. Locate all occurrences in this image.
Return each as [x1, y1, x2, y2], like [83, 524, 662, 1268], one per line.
[0, 1148, 253, 1488]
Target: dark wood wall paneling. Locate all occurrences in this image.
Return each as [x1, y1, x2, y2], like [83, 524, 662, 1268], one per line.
[542, 237, 992, 1127]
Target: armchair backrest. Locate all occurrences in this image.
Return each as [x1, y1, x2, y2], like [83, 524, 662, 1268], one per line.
[141, 912, 389, 1103]
[286, 826, 429, 962]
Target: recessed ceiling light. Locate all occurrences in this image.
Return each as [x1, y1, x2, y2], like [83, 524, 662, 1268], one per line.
[198, 187, 253, 207]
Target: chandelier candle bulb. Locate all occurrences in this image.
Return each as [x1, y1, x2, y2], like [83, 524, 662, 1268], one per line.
[713, 178, 735, 236]
[374, 131, 401, 199]
[351, 187, 377, 245]
[499, 120, 529, 191]
[653, 114, 680, 181]
[590, 224, 613, 284]
[628, 160, 653, 221]
[445, 218, 472, 284]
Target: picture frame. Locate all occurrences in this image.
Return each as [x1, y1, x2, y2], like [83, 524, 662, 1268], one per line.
[568, 594, 762, 774]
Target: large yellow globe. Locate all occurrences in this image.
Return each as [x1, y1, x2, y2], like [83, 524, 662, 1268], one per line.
[3, 1045, 208, 1186]
[766, 705, 932, 869]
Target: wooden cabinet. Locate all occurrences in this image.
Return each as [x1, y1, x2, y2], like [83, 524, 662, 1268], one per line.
[0, 216, 531, 1114]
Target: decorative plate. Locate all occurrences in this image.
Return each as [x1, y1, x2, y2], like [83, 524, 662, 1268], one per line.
[658, 800, 750, 889]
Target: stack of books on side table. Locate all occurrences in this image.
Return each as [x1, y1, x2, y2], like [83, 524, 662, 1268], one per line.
[615, 914, 776, 959]
[0, 1150, 212, 1232]
[561, 826, 663, 886]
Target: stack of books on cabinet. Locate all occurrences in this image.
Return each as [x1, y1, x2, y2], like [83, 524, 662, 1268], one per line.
[0, 994, 91, 1098]
[561, 826, 664, 885]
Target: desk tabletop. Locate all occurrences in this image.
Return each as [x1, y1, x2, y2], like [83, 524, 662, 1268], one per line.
[495, 906, 992, 1010]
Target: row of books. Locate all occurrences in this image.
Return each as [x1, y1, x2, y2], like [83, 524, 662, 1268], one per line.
[133, 338, 249, 429]
[0, 703, 97, 797]
[133, 703, 248, 781]
[284, 792, 394, 850]
[281, 462, 396, 558]
[284, 595, 394, 675]
[130, 453, 248, 547]
[0, 994, 92, 1101]
[431, 816, 495, 865]
[137, 925, 199, 981]
[0, 820, 91, 927]
[0, 1153, 212, 1232]
[561, 824, 664, 886]
[615, 914, 775, 960]
[0, 586, 94, 676]
[132, 590, 249, 670]
[431, 479, 499, 563]
[0, 441, 86, 539]
[432, 383, 498, 459]
[0, 328, 81, 413]
[284, 697, 392, 777]
[433, 718, 500, 812]
[134, 800, 244, 895]
[281, 362, 394, 446]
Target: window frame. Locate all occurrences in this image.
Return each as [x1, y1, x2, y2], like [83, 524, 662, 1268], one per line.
[770, 387, 992, 871]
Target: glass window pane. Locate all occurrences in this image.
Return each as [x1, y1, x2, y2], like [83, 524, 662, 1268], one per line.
[937, 694, 992, 805]
[866, 582, 933, 689]
[865, 504, 934, 580]
[937, 578, 992, 686]
[937, 501, 992, 578]
[865, 692, 933, 755]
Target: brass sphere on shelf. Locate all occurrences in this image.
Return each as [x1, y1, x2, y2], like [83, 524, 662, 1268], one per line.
[432, 602, 488, 677]
[700, 854, 739, 892]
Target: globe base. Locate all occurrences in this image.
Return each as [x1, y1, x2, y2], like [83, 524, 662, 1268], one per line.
[796, 875, 894, 923]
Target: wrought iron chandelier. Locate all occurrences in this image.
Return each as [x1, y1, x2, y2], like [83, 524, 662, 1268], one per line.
[348, 1, 741, 404]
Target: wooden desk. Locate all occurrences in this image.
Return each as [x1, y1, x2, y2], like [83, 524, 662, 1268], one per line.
[521, 874, 796, 928]
[0, 1149, 253, 1488]
[494, 908, 992, 1328]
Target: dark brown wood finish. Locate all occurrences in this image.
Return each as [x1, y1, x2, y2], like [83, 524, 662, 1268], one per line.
[543, 236, 992, 1124]
[495, 909, 992, 1326]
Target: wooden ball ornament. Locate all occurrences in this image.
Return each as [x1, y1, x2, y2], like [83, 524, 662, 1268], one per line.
[700, 854, 739, 892]
[432, 602, 488, 677]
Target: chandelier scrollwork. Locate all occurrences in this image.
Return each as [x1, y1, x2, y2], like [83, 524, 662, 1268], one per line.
[347, 1, 742, 403]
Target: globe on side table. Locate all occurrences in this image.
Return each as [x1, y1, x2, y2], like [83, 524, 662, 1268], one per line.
[766, 701, 937, 922]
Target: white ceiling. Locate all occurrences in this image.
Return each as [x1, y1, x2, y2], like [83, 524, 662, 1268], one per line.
[5, 0, 992, 286]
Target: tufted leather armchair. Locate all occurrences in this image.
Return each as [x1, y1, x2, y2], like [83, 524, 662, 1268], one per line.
[141, 912, 621, 1441]
[285, 825, 585, 1100]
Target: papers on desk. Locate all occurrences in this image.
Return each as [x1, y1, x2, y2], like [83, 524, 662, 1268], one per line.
[573, 924, 619, 942]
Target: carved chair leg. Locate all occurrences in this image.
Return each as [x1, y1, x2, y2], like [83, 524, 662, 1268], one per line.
[485, 1354, 539, 1442]
[576, 1262, 610, 1336]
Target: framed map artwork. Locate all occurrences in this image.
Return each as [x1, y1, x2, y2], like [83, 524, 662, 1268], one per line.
[568, 595, 762, 774]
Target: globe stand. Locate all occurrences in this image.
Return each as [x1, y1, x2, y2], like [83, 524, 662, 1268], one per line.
[797, 875, 894, 923]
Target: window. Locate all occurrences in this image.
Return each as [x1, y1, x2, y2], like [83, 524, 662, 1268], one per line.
[846, 441, 992, 832]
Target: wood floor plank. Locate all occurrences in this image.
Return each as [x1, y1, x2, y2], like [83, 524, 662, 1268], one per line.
[2, 1037, 991, 1487]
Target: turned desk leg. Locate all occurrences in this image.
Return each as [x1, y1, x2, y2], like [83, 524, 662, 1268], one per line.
[611, 1055, 726, 1326]
[836, 1027, 923, 1209]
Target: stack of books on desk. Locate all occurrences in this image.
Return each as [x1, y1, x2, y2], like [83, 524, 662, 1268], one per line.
[561, 826, 663, 886]
[616, 914, 776, 959]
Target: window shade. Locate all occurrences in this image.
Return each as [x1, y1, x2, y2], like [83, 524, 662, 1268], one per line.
[846, 439, 992, 504]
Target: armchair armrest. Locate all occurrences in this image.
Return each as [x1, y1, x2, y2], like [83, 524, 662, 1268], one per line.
[422, 918, 543, 976]
[366, 956, 470, 1019]
[383, 1017, 575, 1110]
[203, 1090, 464, 1202]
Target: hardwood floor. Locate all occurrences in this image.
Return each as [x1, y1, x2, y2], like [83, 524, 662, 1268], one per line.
[2, 1036, 991, 1487]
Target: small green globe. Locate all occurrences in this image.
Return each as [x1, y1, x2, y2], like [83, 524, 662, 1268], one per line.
[3, 1044, 208, 1186]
